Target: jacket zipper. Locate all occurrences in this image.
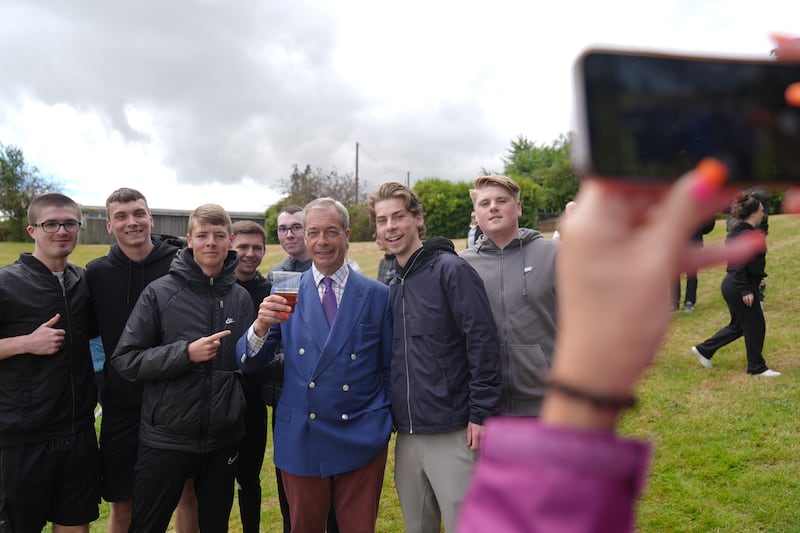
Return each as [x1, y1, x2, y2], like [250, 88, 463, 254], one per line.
[200, 277, 215, 454]
[499, 249, 513, 412]
[400, 249, 424, 434]
[60, 274, 77, 434]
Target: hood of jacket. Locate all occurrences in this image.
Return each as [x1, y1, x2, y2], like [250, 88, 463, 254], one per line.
[170, 246, 240, 293]
[105, 235, 182, 304]
[474, 228, 543, 254]
[397, 236, 457, 279]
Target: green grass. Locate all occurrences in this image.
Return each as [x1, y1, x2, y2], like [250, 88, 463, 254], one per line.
[2, 218, 798, 532]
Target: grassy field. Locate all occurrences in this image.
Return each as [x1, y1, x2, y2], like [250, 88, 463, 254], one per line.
[2, 217, 798, 532]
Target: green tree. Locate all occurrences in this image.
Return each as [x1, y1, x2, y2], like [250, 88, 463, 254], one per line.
[413, 178, 473, 239]
[0, 143, 61, 241]
[503, 134, 578, 214]
[266, 164, 372, 242]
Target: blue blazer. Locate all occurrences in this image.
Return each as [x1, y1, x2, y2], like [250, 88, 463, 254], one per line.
[238, 269, 393, 477]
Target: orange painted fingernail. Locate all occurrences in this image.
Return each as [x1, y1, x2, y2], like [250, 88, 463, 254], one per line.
[690, 158, 728, 201]
[786, 83, 800, 107]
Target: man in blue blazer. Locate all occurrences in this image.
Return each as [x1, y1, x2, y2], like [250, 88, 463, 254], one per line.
[237, 197, 393, 533]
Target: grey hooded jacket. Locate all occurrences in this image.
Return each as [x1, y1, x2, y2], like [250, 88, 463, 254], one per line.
[460, 228, 558, 416]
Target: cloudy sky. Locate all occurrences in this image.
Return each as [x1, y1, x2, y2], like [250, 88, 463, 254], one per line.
[0, 0, 796, 212]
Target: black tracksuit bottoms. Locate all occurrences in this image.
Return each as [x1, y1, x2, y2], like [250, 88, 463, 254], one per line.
[130, 441, 239, 533]
[695, 274, 768, 374]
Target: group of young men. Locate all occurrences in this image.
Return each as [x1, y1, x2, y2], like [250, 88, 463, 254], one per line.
[0, 174, 558, 533]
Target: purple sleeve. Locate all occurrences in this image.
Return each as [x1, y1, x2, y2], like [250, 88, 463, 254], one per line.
[458, 417, 650, 533]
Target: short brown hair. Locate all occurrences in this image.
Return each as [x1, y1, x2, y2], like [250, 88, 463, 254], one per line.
[470, 175, 521, 203]
[105, 188, 149, 216]
[27, 193, 81, 225]
[187, 204, 232, 234]
[232, 220, 266, 244]
[365, 182, 426, 239]
[279, 204, 303, 217]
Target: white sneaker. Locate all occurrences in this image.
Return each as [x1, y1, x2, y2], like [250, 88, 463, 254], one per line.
[756, 369, 781, 377]
[691, 346, 713, 368]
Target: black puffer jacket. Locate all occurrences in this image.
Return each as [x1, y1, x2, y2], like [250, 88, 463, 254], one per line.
[86, 234, 181, 412]
[111, 247, 253, 453]
[0, 254, 96, 446]
[389, 237, 501, 434]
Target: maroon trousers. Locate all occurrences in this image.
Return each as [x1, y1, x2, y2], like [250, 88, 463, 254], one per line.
[281, 446, 388, 533]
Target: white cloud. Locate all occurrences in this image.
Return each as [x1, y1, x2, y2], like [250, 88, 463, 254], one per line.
[0, 0, 798, 211]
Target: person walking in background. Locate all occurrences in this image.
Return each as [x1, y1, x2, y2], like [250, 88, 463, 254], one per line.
[85, 188, 197, 533]
[0, 193, 100, 532]
[231, 220, 272, 533]
[367, 182, 501, 533]
[692, 192, 780, 376]
[466, 211, 483, 248]
[239, 198, 392, 533]
[551, 200, 577, 241]
[674, 216, 716, 312]
[461, 175, 558, 416]
[112, 204, 254, 532]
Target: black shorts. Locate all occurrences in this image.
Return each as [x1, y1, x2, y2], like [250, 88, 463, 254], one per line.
[0, 427, 100, 531]
[99, 408, 140, 502]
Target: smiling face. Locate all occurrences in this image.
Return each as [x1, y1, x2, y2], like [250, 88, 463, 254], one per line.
[472, 184, 522, 246]
[186, 222, 233, 277]
[27, 206, 81, 272]
[373, 197, 423, 267]
[232, 232, 265, 280]
[303, 206, 349, 276]
[27, 205, 82, 271]
[106, 198, 154, 253]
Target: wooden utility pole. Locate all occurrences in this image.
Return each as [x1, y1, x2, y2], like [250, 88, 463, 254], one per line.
[355, 142, 359, 203]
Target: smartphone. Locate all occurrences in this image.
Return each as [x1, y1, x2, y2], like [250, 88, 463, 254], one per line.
[572, 48, 800, 184]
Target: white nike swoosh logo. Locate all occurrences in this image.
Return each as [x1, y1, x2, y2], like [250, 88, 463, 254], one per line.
[227, 451, 239, 465]
[225, 318, 235, 325]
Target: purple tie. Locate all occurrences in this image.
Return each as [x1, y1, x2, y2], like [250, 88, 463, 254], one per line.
[322, 277, 337, 327]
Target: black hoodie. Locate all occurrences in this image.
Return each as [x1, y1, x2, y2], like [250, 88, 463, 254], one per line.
[86, 234, 182, 412]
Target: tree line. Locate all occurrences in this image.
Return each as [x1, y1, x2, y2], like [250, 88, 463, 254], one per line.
[1, 135, 576, 242]
[265, 135, 579, 241]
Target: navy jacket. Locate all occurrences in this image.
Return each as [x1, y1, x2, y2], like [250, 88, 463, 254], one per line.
[389, 238, 501, 434]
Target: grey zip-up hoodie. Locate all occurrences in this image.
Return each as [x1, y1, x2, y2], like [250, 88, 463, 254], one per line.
[460, 228, 558, 416]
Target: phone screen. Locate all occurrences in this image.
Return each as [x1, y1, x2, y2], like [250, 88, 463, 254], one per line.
[577, 51, 800, 183]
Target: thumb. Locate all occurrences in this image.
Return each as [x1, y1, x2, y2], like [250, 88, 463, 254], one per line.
[42, 314, 61, 328]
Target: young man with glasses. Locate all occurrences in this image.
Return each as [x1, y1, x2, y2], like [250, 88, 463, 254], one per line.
[269, 204, 312, 280]
[0, 193, 100, 532]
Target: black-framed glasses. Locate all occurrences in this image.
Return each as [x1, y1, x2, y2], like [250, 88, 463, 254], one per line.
[33, 220, 82, 233]
[277, 224, 304, 235]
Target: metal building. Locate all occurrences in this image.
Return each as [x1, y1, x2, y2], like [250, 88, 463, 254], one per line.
[80, 206, 266, 245]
